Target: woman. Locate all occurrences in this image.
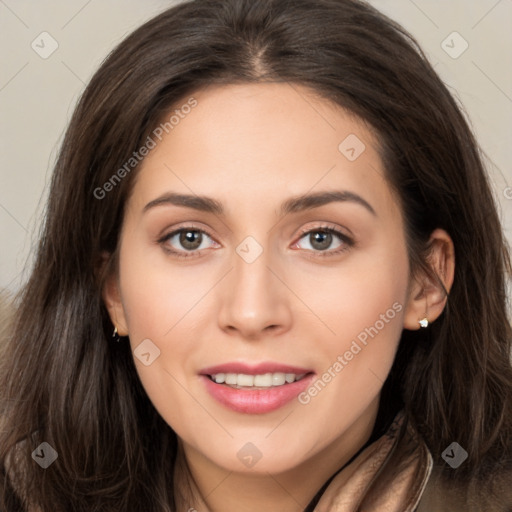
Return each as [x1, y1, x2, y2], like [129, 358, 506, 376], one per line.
[1, 0, 511, 510]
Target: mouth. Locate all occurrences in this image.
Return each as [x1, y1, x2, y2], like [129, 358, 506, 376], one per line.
[199, 363, 315, 414]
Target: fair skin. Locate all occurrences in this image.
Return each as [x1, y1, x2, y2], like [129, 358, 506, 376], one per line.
[103, 82, 455, 512]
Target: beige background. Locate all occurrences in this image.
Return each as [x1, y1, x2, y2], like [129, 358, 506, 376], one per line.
[1, 0, 511, 293]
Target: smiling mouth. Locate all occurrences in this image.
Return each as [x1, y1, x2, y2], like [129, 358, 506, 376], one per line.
[208, 372, 309, 389]
[202, 370, 316, 413]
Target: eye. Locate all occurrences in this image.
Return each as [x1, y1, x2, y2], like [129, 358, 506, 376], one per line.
[158, 224, 354, 259]
[158, 226, 219, 258]
[293, 225, 354, 256]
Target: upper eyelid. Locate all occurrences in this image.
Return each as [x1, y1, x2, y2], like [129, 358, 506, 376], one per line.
[161, 221, 348, 236]
[297, 222, 352, 237]
[159, 222, 215, 239]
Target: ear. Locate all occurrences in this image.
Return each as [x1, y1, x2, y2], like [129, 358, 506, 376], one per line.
[403, 228, 455, 330]
[100, 251, 129, 336]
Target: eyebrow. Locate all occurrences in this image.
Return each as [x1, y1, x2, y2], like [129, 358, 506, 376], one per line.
[143, 190, 377, 217]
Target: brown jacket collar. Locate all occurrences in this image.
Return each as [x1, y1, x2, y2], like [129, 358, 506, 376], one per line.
[315, 410, 433, 511]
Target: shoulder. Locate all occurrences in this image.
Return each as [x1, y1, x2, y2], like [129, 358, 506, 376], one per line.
[416, 465, 512, 512]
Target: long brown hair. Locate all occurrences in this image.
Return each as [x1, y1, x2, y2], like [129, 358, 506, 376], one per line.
[1, 0, 511, 510]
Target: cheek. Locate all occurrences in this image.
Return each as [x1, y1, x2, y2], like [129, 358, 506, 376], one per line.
[117, 232, 205, 343]
[299, 237, 408, 404]
[116, 241, 208, 432]
[116, 235, 216, 417]
[295, 233, 409, 351]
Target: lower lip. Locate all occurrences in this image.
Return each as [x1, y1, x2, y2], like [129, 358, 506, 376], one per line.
[201, 374, 315, 414]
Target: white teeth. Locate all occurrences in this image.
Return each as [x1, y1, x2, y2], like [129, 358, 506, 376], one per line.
[210, 372, 306, 388]
[237, 374, 254, 387]
[254, 373, 272, 387]
[225, 373, 238, 385]
[272, 373, 286, 386]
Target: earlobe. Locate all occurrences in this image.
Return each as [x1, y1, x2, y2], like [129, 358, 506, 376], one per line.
[101, 256, 129, 337]
[403, 228, 455, 331]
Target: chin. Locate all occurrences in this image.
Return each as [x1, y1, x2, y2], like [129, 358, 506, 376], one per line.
[204, 438, 311, 475]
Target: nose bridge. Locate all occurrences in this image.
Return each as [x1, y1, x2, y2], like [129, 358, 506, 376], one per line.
[217, 236, 292, 337]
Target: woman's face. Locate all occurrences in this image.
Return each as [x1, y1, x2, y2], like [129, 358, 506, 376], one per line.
[106, 82, 416, 475]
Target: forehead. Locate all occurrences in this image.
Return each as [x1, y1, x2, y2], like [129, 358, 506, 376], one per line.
[128, 82, 398, 221]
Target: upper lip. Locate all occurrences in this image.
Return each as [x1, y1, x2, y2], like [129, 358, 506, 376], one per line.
[200, 362, 314, 376]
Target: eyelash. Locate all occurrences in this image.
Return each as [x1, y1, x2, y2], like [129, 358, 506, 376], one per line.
[158, 223, 354, 259]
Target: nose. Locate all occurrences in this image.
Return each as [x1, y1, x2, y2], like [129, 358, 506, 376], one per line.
[217, 245, 293, 340]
